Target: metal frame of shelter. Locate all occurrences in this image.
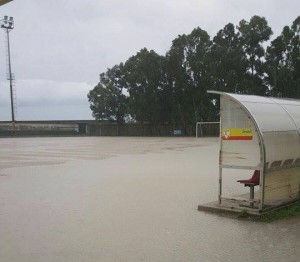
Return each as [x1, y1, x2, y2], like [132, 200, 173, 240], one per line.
[208, 91, 300, 212]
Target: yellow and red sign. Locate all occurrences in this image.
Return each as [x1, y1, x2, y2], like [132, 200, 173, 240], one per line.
[221, 128, 253, 140]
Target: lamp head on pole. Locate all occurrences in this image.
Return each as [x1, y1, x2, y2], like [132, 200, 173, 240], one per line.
[1, 15, 14, 30]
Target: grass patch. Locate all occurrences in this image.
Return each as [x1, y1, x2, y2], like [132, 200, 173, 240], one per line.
[259, 201, 300, 222]
[237, 209, 249, 219]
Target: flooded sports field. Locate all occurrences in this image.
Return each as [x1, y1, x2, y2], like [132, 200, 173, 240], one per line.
[0, 137, 299, 262]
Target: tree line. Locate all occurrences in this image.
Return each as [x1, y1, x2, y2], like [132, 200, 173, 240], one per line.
[88, 16, 300, 124]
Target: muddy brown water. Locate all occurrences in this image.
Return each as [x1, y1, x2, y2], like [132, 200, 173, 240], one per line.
[0, 137, 299, 261]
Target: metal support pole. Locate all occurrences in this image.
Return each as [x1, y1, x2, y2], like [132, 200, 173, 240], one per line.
[218, 167, 222, 204]
[1, 16, 15, 134]
[259, 167, 264, 211]
[218, 121, 222, 205]
[249, 186, 254, 208]
[7, 29, 15, 123]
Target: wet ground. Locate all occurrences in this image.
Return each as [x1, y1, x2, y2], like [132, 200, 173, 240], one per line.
[0, 137, 299, 261]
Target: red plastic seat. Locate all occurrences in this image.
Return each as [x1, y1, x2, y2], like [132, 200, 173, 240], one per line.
[237, 170, 260, 186]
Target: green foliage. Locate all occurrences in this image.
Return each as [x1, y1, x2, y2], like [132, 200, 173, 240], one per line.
[266, 16, 300, 98]
[165, 27, 217, 123]
[123, 48, 166, 123]
[88, 15, 300, 123]
[87, 64, 127, 123]
[237, 16, 273, 95]
[210, 23, 244, 94]
[259, 201, 300, 222]
[237, 209, 249, 218]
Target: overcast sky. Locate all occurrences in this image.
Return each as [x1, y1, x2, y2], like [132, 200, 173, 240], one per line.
[0, 0, 299, 120]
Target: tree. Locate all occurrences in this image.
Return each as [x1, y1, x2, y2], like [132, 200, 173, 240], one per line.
[87, 64, 127, 122]
[237, 16, 273, 95]
[210, 23, 245, 93]
[166, 27, 218, 123]
[266, 16, 300, 98]
[123, 48, 165, 123]
[88, 15, 300, 125]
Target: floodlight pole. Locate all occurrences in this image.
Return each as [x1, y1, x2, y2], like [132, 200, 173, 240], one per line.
[1, 16, 15, 133]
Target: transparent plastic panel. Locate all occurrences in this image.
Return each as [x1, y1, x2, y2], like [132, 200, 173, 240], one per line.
[264, 167, 300, 204]
[242, 102, 297, 132]
[263, 131, 300, 169]
[217, 92, 300, 169]
[230, 94, 300, 106]
[220, 97, 261, 167]
[228, 94, 300, 132]
[270, 97, 300, 106]
[230, 94, 272, 104]
[221, 97, 253, 128]
[281, 104, 300, 131]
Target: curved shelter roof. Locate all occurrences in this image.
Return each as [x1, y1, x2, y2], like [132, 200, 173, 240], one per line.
[209, 91, 300, 170]
[208, 91, 300, 211]
[228, 93, 300, 134]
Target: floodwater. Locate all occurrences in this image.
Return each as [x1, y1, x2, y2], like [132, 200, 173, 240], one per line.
[0, 137, 299, 262]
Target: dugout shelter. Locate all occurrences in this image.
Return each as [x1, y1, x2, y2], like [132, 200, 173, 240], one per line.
[208, 91, 300, 212]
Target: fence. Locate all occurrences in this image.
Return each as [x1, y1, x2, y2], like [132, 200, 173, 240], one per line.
[0, 121, 220, 137]
[88, 123, 196, 136]
[195, 122, 220, 137]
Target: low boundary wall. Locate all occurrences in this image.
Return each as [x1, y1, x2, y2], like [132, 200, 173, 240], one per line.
[0, 121, 219, 137]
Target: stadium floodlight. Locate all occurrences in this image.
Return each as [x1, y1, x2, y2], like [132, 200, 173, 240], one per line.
[1, 15, 16, 134]
[1, 15, 14, 30]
